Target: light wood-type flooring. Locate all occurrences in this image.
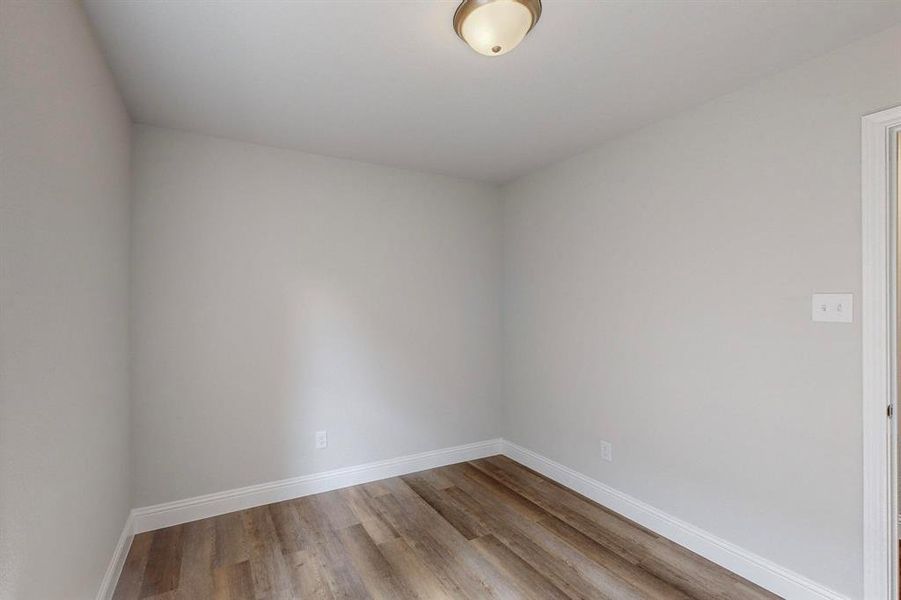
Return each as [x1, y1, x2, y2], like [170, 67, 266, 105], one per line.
[113, 455, 780, 599]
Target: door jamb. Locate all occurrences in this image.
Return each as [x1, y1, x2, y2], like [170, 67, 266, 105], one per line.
[862, 104, 901, 600]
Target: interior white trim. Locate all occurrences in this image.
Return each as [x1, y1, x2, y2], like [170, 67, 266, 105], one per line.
[862, 105, 901, 600]
[500, 439, 848, 600]
[96, 513, 134, 600]
[131, 438, 503, 534]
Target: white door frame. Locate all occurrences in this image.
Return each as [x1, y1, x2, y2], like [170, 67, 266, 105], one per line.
[862, 105, 901, 600]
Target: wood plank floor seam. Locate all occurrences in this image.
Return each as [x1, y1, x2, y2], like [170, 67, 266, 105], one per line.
[112, 456, 781, 600]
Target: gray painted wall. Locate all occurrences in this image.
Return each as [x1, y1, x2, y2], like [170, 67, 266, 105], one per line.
[0, 2, 132, 598]
[501, 27, 901, 597]
[130, 126, 503, 507]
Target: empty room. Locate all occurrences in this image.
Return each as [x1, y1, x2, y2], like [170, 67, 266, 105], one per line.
[4, 0, 901, 599]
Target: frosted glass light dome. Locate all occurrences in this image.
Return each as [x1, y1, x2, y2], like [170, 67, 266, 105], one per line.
[453, 0, 541, 57]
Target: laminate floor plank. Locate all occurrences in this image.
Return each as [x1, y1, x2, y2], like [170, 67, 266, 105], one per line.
[337, 523, 416, 599]
[376, 537, 457, 600]
[472, 457, 775, 600]
[359, 480, 392, 499]
[112, 532, 154, 600]
[213, 511, 250, 569]
[113, 456, 781, 599]
[139, 524, 184, 598]
[473, 457, 660, 559]
[470, 459, 715, 593]
[338, 486, 400, 546]
[534, 510, 693, 600]
[175, 519, 215, 599]
[211, 560, 254, 600]
[268, 500, 307, 556]
[294, 497, 372, 599]
[401, 473, 491, 540]
[311, 490, 361, 532]
[470, 533, 570, 600]
[283, 549, 334, 599]
[443, 461, 548, 522]
[441, 476, 658, 600]
[242, 506, 295, 599]
[368, 489, 507, 599]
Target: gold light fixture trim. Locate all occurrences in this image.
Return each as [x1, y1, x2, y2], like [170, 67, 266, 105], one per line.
[453, 0, 542, 57]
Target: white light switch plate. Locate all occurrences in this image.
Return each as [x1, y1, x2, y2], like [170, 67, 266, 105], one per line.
[811, 293, 853, 323]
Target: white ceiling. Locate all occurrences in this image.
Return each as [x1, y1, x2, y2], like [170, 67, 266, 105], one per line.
[84, 0, 901, 183]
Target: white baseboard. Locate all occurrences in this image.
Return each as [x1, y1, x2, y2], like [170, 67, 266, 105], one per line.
[500, 439, 848, 600]
[132, 438, 503, 534]
[96, 512, 134, 600]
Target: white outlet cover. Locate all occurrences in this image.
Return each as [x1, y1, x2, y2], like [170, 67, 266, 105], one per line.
[600, 441, 613, 462]
[811, 293, 853, 323]
[315, 430, 327, 449]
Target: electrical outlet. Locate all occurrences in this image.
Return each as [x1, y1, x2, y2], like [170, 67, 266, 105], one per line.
[315, 430, 327, 449]
[600, 440, 613, 462]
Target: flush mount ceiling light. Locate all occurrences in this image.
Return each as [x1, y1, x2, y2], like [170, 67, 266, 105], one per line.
[453, 0, 542, 57]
